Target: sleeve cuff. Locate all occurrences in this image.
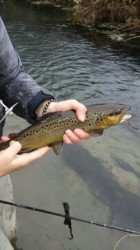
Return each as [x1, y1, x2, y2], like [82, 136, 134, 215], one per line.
[27, 91, 55, 121]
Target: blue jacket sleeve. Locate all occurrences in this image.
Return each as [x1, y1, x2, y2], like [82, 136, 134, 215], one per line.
[0, 17, 55, 123]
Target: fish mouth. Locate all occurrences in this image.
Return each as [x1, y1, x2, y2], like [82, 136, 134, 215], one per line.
[119, 114, 132, 123]
[94, 104, 132, 129]
[101, 104, 132, 128]
[119, 105, 132, 124]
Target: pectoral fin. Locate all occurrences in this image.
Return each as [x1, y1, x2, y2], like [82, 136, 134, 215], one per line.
[51, 142, 63, 155]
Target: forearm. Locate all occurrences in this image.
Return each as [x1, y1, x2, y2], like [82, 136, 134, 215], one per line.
[0, 17, 20, 86]
[0, 17, 55, 123]
[1, 69, 55, 123]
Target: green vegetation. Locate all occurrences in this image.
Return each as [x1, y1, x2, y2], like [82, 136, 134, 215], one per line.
[74, 0, 140, 44]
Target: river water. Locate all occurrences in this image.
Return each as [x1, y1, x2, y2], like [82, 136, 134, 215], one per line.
[1, 1, 140, 250]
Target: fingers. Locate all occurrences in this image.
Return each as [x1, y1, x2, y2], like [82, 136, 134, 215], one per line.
[63, 129, 91, 144]
[23, 147, 51, 163]
[48, 100, 87, 121]
[63, 130, 80, 144]
[74, 129, 91, 140]
[5, 141, 22, 156]
[13, 146, 51, 168]
[0, 136, 10, 141]
[74, 103, 87, 122]
[0, 144, 51, 176]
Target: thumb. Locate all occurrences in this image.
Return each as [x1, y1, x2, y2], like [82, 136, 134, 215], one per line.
[75, 106, 87, 122]
[48, 100, 87, 122]
[5, 141, 22, 156]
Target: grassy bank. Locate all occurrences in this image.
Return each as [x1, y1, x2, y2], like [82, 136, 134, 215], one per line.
[74, 0, 140, 44]
[9, 0, 140, 46]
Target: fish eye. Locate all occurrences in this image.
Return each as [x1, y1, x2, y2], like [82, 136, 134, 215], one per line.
[114, 110, 121, 115]
[109, 110, 121, 116]
[109, 113, 114, 117]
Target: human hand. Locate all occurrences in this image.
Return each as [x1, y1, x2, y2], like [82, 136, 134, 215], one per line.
[0, 137, 50, 177]
[36, 99, 91, 144]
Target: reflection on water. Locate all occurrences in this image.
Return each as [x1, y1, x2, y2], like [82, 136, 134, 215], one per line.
[1, 1, 140, 250]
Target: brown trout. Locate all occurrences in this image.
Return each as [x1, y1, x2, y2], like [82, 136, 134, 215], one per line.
[0, 104, 132, 154]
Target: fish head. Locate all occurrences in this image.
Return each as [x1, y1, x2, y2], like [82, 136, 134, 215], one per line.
[91, 104, 132, 129]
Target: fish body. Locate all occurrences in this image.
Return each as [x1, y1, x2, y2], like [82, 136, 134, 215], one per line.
[0, 104, 132, 154]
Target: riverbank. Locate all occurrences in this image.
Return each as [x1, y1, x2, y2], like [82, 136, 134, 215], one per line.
[74, 0, 140, 47]
[11, 0, 140, 47]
